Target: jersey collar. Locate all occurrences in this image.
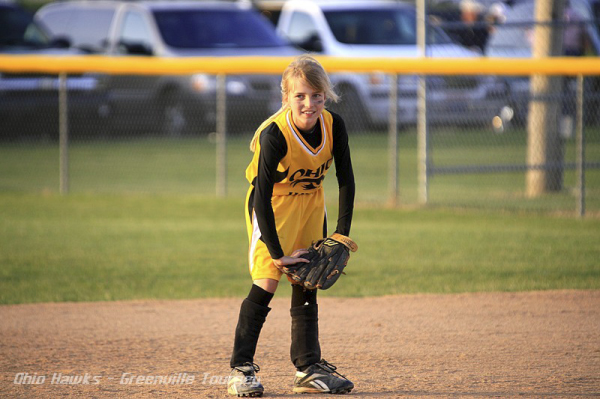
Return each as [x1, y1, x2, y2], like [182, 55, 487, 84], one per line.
[285, 109, 326, 156]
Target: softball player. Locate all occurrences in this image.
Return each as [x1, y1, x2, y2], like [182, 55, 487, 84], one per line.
[228, 55, 356, 397]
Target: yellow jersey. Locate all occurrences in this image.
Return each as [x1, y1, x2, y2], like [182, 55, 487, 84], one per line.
[246, 108, 335, 196]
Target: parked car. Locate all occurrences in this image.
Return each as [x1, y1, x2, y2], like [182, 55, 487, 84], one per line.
[35, 0, 300, 136]
[276, 0, 504, 130]
[485, 0, 600, 129]
[0, 1, 106, 141]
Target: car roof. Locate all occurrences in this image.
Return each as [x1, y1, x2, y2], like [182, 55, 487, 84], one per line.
[39, 0, 252, 11]
[139, 1, 253, 11]
[285, 0, 414, 11]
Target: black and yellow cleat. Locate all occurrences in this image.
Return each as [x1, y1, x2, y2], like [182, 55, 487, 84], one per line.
[293, 359, 354, 394]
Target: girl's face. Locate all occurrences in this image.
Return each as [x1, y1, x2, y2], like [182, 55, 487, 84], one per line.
[287, 78, 326, 131]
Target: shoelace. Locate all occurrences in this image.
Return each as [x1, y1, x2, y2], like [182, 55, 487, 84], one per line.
[236, 362, 260, 376]
[315, 359, 348, 380]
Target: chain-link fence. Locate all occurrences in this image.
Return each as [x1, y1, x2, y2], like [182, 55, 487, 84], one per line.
[421, 0, 600, 216]
[422, 74, 599, 214]
[1, 66, 598, 216]
[1, 7, 599, 217]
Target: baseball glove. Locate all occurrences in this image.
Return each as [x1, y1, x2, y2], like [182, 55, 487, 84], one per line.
[280, 233, 358, 290]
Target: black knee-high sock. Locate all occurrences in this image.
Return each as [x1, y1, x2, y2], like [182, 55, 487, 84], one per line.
[291, 283, 317, 308]
[230, 285, 273, 368]
[248, 283, 274, 307]
[290, 285, 320, 370]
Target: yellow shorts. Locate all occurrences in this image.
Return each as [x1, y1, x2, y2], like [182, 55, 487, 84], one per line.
[245, 187, 326, 281]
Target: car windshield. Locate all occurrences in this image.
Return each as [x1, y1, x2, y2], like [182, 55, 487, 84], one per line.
[0, 7, 50, 47]
[324, 8, 451, 45]
[153, 9, 287, 49]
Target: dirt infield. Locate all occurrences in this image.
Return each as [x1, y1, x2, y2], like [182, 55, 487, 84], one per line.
[1, 290, 599, 398]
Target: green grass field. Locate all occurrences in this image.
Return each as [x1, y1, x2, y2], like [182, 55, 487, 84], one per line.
[1, 127, 599, 212]
[1, 128, 599, 304]
[0, 193, 599, 304]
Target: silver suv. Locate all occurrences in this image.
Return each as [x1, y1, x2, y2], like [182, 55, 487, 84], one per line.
[276, 0, 502, 130]
[36, 0, 299, 136]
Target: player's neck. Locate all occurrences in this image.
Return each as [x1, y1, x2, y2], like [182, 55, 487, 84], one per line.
[296, 122, 318, 135]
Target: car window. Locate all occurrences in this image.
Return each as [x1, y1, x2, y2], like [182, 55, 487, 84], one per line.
[1, 6, 49, 47]
[153, 9, 287, 49]
[37, 8, 72, 36]
[41, 8, 114, 51]
[287, 11, 319, 44]
[119, 11, 152, 48]
[324, 8, 451, 45]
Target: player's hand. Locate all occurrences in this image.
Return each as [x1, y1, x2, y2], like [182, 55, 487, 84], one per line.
[273, 249, 310, 268]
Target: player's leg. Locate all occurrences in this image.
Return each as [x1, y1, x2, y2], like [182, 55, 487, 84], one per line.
[253, 278, 278, 294]
[289, 191, 353, 394]
[228, 188, 282, 397]
[233, 192, 301, 376]
[228, 283, 274, 397]
[233, 188, 299, 376]
[290, 284, 320, 369]
[289, 190, 325, 373]
[234, 185, 282, 370]
[290, 286, 353, 394]
[230, 283, 275, 368]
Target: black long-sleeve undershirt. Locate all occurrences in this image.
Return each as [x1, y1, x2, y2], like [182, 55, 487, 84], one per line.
[252, 111, 355, 260]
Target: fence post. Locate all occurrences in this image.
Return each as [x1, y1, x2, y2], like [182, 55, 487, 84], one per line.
[417, 0, 429, 204]
[576, 74, 585, 217]
[388, 74, 399, 207]
[59, 73, 69, 195]
[526, 0, 567, 197]
[216, 74, 227, 197]
[417, 78, 429, 205]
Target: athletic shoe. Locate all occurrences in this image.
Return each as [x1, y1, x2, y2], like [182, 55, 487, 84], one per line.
[293, 359, 354, 394]
[227, 362, 264, 397]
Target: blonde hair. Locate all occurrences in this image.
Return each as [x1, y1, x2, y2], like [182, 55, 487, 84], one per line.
[250, 55, 338, 152]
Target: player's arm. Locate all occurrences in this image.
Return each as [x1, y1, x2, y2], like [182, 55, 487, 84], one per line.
[331, 111, 356, 236]
[253, 124, 307, 267]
